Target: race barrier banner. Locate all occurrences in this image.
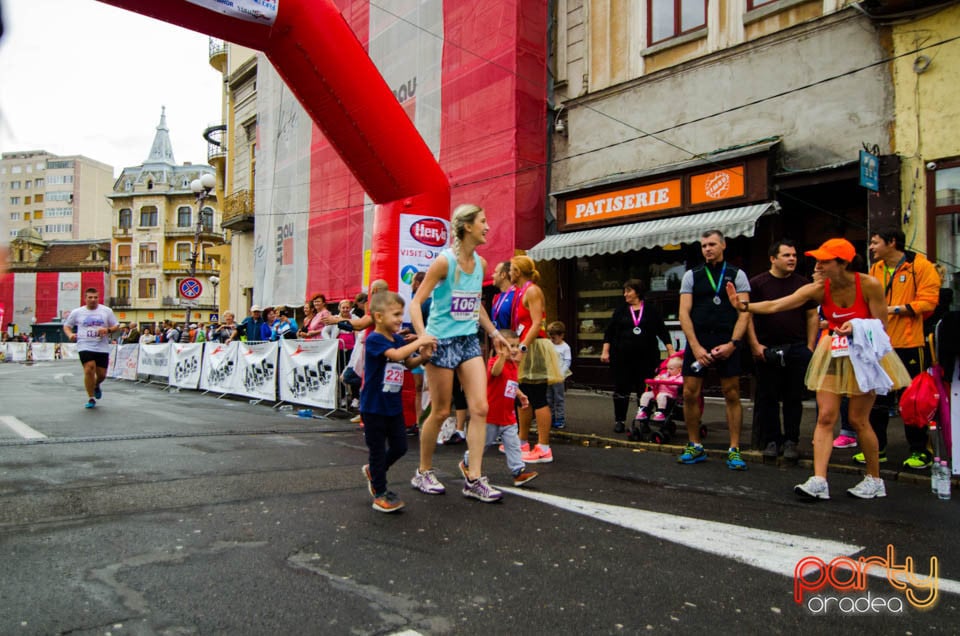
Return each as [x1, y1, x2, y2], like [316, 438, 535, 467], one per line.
[236, 340, 279, 401]
[137, 343, 172, 379]
[61, 343, 78, 360]
[6, 342, 27, 362]
[200, 341, 240, 394]
[30, 342, 56, 361]
[278, 338, 339, 409]
[170, 343, 204, 389]
[113, 344, 140, 381]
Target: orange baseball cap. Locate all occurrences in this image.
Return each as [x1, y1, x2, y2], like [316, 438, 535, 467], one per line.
[805, 238, 855, 262]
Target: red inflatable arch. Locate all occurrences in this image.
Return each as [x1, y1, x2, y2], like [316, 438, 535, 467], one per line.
[97, 0, 451, 290]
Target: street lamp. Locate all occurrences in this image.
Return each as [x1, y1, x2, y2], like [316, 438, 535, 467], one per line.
[186, 173, 216, 330]
[209, 275, 220, 315]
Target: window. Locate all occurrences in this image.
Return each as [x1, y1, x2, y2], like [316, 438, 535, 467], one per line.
[200, 206, 214, 230]
[24, 180, 32, 189]
[24, 212, 31, 221]
[9, 196, 20, 205]
[117, 244, 131, 267]
[33, 210, 43, 219]
[928, 159, 960, 311]
[47, 208, 71, 218]
[24, 196, 31, 205]
[117, 279, 130, 300]
[177, 206, 192, 227]
[10, 180, 20, 190]
[9, 212, 20, 221]
[139, 242, 158, 264]
[43, 223, 71, 233]
[124, 180, 132, 192]
[138, 278, 157, 298]
[182, 177, 190, 188]
[47, 160, 74, 169]
[46, 175, 73, 185]
[33, 194, 43, 203]
[176, 243, 193, 262]
[649, 0, 706, 45]
[118, 208, 132, 228]
[139, 206, 158, 227]
[34, 177, 43, 187]
[11, 165, 21, 174]
[47, 191, 72, 202]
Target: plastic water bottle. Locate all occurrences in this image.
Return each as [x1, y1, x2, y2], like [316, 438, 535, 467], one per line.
[932, 456, 942, 494]
[938, 461, 951, 500]
[691, 361, 704, 372]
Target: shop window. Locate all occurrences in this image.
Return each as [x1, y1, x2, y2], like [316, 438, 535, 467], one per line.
[928, 159, 960, 310]
[572, 253, 685, 360]
[648, 0, 706, 45]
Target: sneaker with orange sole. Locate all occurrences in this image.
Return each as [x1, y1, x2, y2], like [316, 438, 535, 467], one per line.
[522, 445, 553, 464]
[372, 491, 405, 512]
[513, 470, 539, 486]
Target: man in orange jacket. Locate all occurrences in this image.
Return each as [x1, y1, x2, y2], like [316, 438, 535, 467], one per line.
[851, 227, 940, 470]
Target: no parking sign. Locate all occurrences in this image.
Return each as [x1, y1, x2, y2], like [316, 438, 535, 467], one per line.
[179, 277, 203, 300]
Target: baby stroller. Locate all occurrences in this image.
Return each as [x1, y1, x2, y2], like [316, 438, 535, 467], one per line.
[627, 350, 707, 444]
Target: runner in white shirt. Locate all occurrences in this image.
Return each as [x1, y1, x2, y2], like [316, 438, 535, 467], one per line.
[63, 288, 120, 409]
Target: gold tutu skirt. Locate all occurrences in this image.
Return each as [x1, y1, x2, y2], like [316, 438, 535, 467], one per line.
[804, 334, 912, 396]
[519, 337, 565, 385]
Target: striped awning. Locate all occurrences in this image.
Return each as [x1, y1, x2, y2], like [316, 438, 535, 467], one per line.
[526, 202, 779, 261]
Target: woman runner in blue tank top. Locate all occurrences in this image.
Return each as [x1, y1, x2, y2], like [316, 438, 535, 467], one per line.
[409, 204, 507, 502]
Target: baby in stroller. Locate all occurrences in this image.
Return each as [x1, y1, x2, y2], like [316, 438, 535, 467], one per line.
[628, 353, 684, 442]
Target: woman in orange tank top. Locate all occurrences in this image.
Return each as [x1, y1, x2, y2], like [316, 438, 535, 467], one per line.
[725, 238, 908, 501]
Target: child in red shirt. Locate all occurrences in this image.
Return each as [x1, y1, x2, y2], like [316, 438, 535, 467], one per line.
[460, 329, 539, 487]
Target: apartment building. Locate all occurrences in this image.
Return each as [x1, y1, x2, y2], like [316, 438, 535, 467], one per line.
[106, 108, 223, 328]
[1, 150, 114, 241]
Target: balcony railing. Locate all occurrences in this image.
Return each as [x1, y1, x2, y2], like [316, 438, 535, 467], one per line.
[113, 226, 133, 238]
[164, 224, 221, 238]
[204, 124, 227, 163]
[163, 260, 219, 274]
[221, 189, 255, 232]
[109, 296, 131, 308]
[114, 263, 131, 272]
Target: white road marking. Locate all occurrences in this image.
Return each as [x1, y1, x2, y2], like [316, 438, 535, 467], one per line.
[0, 415, 47, 439]
[502, 487, 960, 596]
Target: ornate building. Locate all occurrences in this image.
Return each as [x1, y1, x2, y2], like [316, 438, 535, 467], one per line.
[107, 108, 223, 328]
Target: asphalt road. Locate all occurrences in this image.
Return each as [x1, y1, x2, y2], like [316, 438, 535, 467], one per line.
[1, 361, 959, 635]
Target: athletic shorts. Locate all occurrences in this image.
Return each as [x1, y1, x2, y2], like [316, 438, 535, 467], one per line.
[429, 334, 481, 369]
[520, 382, 549, 410]
[682, 332, 742, 378]
[79, 350, 110, 369]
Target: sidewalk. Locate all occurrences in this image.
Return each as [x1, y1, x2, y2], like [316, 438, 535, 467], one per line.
[550, 388, 936, 485]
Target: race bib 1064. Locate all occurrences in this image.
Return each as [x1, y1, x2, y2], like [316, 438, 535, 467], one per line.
[450, 290, 481, 322]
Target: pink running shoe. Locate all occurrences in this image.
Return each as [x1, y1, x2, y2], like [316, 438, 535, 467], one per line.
[832, 434, 857, 449]
[635, 408, 650, 421]
[522, 445, 554, 464]
[651, 410, 667, 423]
[500, 442, 530, 454]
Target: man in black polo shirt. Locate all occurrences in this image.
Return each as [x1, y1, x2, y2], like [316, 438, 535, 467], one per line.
[678, 230, 751, 469]
[745, 239, 817, 462]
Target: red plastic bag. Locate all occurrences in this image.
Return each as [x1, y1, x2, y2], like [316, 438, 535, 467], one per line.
[899, 371, 939, 428]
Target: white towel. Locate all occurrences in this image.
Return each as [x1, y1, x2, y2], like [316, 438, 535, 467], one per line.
[849, 318, 893, 395]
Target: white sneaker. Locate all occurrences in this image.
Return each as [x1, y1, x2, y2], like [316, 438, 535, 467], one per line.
[847, 475, 887, 499]
[795, 475, 830, 500]
[462, 475, 503, 502]
[411, 469, 446, 495]
[350, 398, 360, 409]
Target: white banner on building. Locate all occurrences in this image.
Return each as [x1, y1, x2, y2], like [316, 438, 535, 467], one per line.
[200, 341, 240, 394]
[185, 0, 278, 25]
[6, 342, 28, 362]
[236, 340, 279, 401]
[12, 272, 36, 334]
[278, 338, 339, 409]
[169, 343, 203, 389]
[31, 342, 56, 361]
[398, 213, 450, 323]
[253, 66, 311, 308]
[137, 343, 171, 379]
[110, 344, 140, 381]
[60, 342, 78, 360]
[57, 273, 81, 321]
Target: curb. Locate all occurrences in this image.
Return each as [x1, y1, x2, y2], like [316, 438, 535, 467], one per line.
[550, 430, 949, 485]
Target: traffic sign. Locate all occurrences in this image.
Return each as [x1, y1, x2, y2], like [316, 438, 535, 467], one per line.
[179, 277, 203, 299]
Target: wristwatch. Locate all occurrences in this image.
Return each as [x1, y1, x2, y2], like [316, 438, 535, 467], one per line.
[519, 344, 528, 353]
[731, 339, 741, 347]
[893, 306, 901, 314]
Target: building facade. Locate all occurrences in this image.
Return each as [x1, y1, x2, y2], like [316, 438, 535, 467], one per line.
[1, 150, 114, 242]
[107, 109, 223, 328]
[207, 39, 258, 318]
[537, 0, 903, 382]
